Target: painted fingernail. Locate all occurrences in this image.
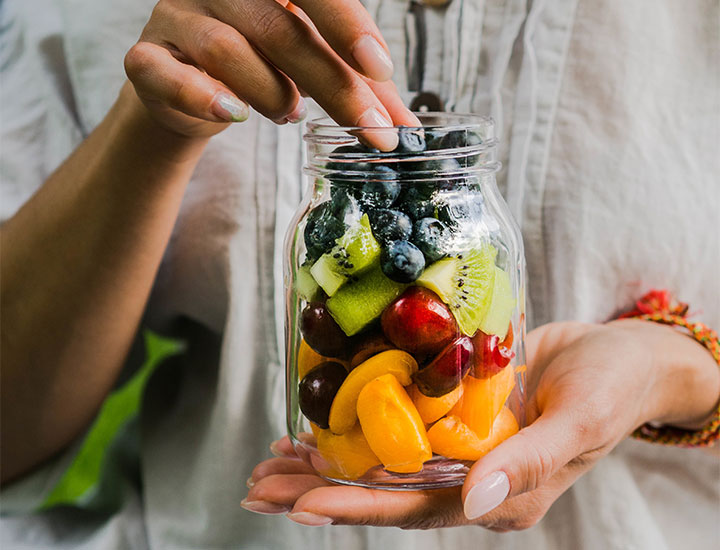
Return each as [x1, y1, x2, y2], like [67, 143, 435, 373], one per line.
[286, 98, 307, 124]
[356, 108, 397, 151]
[246, 477, 255, 488]
[464, 471, 510, 520]
[269, 440, 284, 457]
[356, 107, 392, 128]
[353, 35, 394, 81]
[286, 511, 333, 526]
[240, 498, 290, 515]
[213, 93, 249, 122]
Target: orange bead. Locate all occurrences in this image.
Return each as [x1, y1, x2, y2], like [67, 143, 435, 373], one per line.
[427, 408, 519, 461]
[449, 365, 515, 439]
[357, 374, 432, 474]
[408, 383, 464, 424]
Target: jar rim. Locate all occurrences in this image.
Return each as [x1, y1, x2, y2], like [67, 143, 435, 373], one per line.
[305, 112, 495, 134]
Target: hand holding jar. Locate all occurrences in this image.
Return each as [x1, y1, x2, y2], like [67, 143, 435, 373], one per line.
[246, 319, 719, 529]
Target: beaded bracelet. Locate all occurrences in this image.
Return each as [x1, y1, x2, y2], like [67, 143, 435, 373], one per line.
[617, 289, 720, 447]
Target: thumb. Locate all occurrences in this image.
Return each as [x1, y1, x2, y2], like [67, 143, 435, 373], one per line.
[461, 406, 585, 520]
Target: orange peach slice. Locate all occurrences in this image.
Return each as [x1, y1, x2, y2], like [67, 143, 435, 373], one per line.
[328, 350, 418, 434]
[298, 339, 348, 380]
[450, 365, 515, 439]
[408, 383, 464, 424]
[427, 407, 519, 461]
[357, 374, 432, 474]
[316, 424, 382, 480]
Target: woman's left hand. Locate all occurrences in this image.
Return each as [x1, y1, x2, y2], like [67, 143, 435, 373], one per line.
[243, 319, 719, 530]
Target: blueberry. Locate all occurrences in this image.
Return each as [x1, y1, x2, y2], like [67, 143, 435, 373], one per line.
[398, 157, 461, 175]
[411, 218, 450, 263]
[304, 201, 346, 261]
[380, 240, 426, 283]
[325, 143, 378, 179]
[436, 191, 485, 228]
[397, 187, 435, 220]
[439, 131, 483, 166]
[358, 166, 400, 208]
[438, 130, 483, 150]
[367, 209, 413, 245]
[395, 126, 426, 154]
[329, 187, 359, 222]
[424, 130, 446, 151]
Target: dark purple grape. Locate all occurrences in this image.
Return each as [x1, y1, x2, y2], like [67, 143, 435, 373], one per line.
[299, 362, 348, 428]
[300, 302, 352, 358]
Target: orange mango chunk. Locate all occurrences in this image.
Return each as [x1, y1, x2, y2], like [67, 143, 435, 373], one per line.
[357, 374, 432, 474]
[298, 339, 348, 380]
[408, 383, 464, 424]
[427, 407, 519, 461]
[316, 424, 382, 480]
[450, 365, 515, 439]
[328, 350, 418, 434]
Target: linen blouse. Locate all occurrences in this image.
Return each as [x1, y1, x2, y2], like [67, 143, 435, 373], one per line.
[1, 0, 718, 548]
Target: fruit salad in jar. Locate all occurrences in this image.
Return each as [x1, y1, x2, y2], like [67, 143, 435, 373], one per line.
[285, 114, 526, 489]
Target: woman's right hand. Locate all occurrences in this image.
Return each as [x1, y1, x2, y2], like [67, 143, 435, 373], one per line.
[124, 0, 418, 147]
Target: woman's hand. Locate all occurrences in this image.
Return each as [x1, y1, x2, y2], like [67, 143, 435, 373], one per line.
[124, 0, 418, 146]
[243, 320, 719, 529]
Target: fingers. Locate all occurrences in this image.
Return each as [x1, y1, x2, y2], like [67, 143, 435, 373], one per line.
[124, 41, 248, 123]
[366, 79, 422, 127]
[291, 0, 394, 81]
[288, 485, 465, 528]
[152, 11, 305, 123]
[462, 407, 586, 520]
[247, 474, 333, 508]
[269, 435, 298, 458]
[249, 457, 316, 484]
[213, 0, 399, 147]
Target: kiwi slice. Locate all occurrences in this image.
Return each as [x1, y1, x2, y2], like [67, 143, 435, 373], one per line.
[479, 266, 515, 338]
[311, 214, 381, 296]
[417, 244, 497, 336]
[327, 264, 407, 336]
[295, 265, 321, 301]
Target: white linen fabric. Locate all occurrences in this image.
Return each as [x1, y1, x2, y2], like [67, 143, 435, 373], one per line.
[1, 0, 718, 548]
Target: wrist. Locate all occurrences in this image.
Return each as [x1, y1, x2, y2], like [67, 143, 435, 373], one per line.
[608, 319, 720, 430]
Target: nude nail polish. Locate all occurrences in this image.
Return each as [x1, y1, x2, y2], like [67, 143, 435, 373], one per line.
[286, 511, 333, 526]
[353, 35, 394, 82]
[463, 471, 510, 520]
[286, 98, 307, 124]
[213, 93, 249, 122]
[355, 108, 398, 151]
[240, 498, 290, 515]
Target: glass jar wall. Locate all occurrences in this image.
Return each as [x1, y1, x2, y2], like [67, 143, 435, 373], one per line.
[284, 114, 526, 489]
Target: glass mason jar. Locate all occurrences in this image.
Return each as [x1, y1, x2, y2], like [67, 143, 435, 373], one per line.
[284, 113, 526, 489]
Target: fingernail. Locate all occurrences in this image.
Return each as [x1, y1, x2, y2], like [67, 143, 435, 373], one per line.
[464, 471, 510, 520]
[353, 35, 394, 81]
[286, 98, 307, 124]
[269, 440, 286, 457]
[286, 511, 333, 526]
[356, 108, 398, 151]
[241, 498, 290, 515]
[246, 477, 255, 488]
[213, 93, 249, 122]
[356, 107, 392, 128]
